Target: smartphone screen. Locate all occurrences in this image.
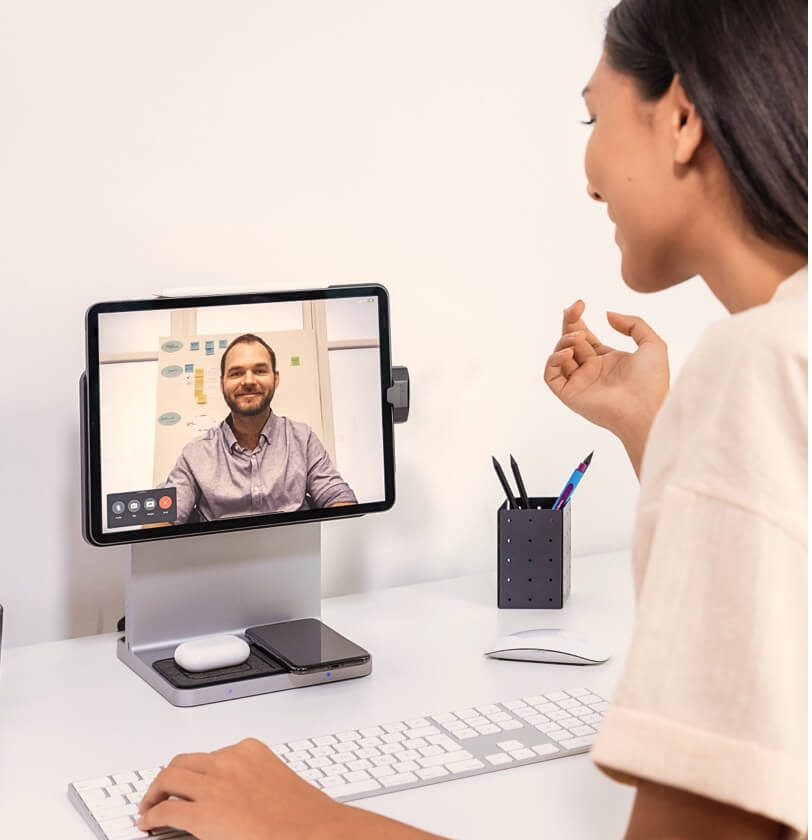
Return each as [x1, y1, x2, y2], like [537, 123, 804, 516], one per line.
[246, 618, 370, 672]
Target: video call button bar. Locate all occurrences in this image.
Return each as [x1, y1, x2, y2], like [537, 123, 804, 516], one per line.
[107, 487, 177, 529]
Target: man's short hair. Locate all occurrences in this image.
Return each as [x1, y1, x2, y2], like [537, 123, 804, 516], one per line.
[220, 334, 277, 377]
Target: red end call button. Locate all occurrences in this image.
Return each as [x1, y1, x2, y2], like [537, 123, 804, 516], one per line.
[158, 495, 173, 510]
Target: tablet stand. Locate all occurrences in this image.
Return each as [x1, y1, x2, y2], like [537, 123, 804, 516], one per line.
[119, 524, 371, 706]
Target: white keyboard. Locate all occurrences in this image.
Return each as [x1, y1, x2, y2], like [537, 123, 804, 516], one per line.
[68, 687, 608, 840]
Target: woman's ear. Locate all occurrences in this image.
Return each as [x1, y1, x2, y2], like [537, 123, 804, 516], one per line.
[669, 75, 705, 165]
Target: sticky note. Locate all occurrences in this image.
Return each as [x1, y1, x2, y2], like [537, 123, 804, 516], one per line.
[290, 356, 301, 366]
[219, 339, 228, 348]
[190, 342, 200, 351]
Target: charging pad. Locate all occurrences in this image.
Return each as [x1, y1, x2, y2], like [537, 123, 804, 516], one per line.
[153, 644, 288, 689]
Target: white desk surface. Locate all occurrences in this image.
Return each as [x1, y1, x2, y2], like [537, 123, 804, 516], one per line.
[0, 550, 636, 839]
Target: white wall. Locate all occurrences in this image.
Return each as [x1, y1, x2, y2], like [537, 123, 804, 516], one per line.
[0, 0, 726, 647]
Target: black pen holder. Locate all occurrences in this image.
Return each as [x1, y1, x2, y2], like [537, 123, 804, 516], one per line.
[497, 497, 571, 609]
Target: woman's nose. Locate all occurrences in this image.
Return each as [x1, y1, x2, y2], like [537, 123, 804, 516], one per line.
[586, 182, 605, 203]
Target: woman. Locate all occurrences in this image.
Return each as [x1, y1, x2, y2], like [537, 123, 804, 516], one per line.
[136, 0, 808, 837]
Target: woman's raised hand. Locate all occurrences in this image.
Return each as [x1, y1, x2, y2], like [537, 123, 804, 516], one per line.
[544, 300, 670, 476]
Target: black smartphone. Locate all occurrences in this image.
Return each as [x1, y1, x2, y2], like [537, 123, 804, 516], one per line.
[245, 618, 370, 673]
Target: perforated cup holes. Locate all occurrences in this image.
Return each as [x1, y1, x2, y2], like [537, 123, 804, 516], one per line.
[548, 597, 553, 603]
[528, 538, 533, 543]
[548, 538, 553, 543]
[528, 597, 533, 602]
[507, 597, 512, 603]
[507, 517, 511, 523]
[506, 558, 511, 564]
[528, 578, 532, 583]
[548, 577, 553, 582]
[506, 538, 511, 544]
[507, 577, 511, 583]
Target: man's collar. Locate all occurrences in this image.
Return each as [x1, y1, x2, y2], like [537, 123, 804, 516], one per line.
[222, 411, 275, 451]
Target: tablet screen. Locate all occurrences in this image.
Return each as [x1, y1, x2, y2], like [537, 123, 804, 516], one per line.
[82, 285, 394, 545]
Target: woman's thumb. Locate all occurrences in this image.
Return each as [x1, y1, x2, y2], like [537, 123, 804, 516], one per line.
[606, 311, 663, 347]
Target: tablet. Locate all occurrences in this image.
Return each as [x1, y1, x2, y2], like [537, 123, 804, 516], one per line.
[81, 284, 396, 546]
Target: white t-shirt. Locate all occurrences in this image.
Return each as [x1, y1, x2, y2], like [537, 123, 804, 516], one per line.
[591, 266, 808, 837]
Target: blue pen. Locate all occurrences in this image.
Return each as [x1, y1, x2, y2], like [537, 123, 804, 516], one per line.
[552, 451, 594, 510]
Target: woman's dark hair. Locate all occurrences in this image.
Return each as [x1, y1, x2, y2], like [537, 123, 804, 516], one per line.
[605, 0, 807, 255]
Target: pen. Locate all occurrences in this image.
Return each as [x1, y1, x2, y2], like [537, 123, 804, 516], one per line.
[509, 455, 531, 509]
[491, 456, 518, 509]
[552, 451, 594, 510]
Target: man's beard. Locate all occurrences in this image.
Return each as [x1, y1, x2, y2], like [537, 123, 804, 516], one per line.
[225, 389, 273, 418]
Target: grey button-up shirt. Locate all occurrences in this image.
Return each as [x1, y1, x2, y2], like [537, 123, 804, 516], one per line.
[165, 413, 357, 523]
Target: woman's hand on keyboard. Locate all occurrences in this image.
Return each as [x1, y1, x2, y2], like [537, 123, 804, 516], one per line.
[135, 737, 444, 839]
[136, 738, 341, 840]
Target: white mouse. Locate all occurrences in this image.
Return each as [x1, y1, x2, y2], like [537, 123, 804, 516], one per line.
[173, 634, 251, 672]
[484, 628, 611, 665]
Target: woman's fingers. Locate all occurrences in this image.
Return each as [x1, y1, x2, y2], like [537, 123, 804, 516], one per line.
[563, 301, 611, 354]
[606, 311, 664, 348]
[138, 766, 213, 814]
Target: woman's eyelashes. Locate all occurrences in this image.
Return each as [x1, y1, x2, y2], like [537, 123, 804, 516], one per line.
[580, 116, 596, 126]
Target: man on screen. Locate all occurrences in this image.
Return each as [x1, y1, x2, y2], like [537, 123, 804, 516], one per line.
[165, 333, 357, 523]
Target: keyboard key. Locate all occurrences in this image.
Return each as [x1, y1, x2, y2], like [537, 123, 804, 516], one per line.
[467, 715, 489, 727]
[95, 803, 139, 821]
[79, 788, 109, 804]
[416, 766, 449, 780]
[286, 750, 310, 762]
[312, 735, 338, 747]
[431, 712, 457, 724]
[497, 740, 525, 751]
[382, 732, 407, 744]
[547, 710, 568, 721]
[345, 770, 372, 783]
[488, 711, 511, 723]
[334, 742, 358, 754]
[582, 713, 602, 724]
[499, 720, 524, 731]
[455, 728, 478, 739]
[112, 773, 139, 785]
[105, 784, 134, 797]
[306, 757, 332, 769]
[566, 688, 590, 698]
[382, 722, 407, 733]
[406, 725, 440, 738]
[381, 772, 419, 788]
[557, 698, 578, 710]
[336, 731, 361, 742]
[289, 739, 315, 751]
[372, 755, 397, 767]
[419, 750, 472, 769]
[323, 763, 349, 776]
[501, 699, 526, 710]
[394, 760, 419, 773]
[569, 704, 591, 717]
[444, 720, 466, 732]
[485, 753, 512, 766]
[534, 703, 559, 715]
[356, 748, 381, 759]
[324, 778, 382, 798]
[475, 724, 501, 735]
[75, 776, 111, 791]
[398, 749, 421, 761]
[523, 695, 546, 705]
[581, 694, 602, 705]
[570, 725, 596, 737]
[310, 745, 336, 757]
[357, 737, 381, 748]
[405, 718, 430, 728]
[447, 758, 485, 774]
[559, 735, 597, 750]
[300, 769, 324, 781]
[347, 759, 373, 772]
[558, 717, 581, 729]
[288, 760, 307, 772]
[370, 765, 396, 779]
[271, 744, 290, 756]
[418, 745, 444, 758]
[546, 729, 571, 742]
[455, 709, 477, 719]
[532, 743, 559, 757]
[590, 701, 609, 712]
[508, 749, 535, 760]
